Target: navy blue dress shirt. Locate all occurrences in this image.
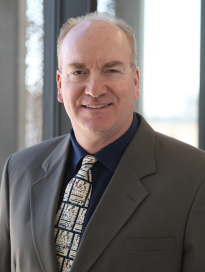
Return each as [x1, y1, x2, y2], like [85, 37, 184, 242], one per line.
[58, 113, 139, 237]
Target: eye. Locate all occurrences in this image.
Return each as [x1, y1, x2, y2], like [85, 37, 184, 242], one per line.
[73, 70, 84, 75]
[107, 69, 118, 73]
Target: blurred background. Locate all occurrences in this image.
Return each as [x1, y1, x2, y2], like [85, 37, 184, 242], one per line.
[0, 0, 205, 175]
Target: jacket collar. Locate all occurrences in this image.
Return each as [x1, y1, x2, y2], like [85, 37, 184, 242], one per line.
[42, 135, 70, 173]
[30, 135, 71, 272]
[125, 113, 156, 179]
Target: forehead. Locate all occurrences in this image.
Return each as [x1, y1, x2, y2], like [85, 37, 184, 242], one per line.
[60, 20, 132, 67]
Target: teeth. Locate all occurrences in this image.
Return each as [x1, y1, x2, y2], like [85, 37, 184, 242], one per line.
[85, 104, 109, 108]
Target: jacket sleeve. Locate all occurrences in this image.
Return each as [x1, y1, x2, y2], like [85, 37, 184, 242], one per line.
[0, 157, 12, 272]
[182, 179, 205, 272]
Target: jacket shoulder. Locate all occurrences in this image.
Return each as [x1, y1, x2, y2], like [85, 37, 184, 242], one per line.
[155, 131, 205, 170]
[7, 134, 70, 176]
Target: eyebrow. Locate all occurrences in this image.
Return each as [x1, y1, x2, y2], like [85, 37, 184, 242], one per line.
[103, 61, 125, 69]
[66, 61, 125, 70]
[66, 62, 87, 69]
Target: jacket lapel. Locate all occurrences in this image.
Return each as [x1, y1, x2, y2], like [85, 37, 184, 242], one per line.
[71, 115, 156, 272]
[30, 135, 71, 272]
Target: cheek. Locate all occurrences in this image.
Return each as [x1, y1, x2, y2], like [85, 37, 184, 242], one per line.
[62, 83, 87, 110]
[61, 82, 77, 100]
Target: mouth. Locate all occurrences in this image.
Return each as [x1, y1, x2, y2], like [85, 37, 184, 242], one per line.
[83, 104, 111, 109]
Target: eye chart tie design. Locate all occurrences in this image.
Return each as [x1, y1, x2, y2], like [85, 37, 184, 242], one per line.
[54, 155, 97, 272]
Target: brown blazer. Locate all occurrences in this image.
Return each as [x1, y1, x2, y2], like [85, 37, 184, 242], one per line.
[1, 114, 205, 272]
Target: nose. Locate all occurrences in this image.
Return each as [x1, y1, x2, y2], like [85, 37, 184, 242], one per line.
[85, 75, 107, 98]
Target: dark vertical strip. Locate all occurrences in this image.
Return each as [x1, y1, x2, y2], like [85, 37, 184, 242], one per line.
[54, 0, 63, 137]
[90, 0, 97, 12]
[43, 0, 57, 140]
[199, 0, 205, 150]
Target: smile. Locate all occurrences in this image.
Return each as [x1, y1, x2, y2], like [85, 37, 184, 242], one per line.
[84, 104, 110, 108]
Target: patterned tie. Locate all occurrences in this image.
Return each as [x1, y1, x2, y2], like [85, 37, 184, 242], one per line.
[54, 155, 97, 272]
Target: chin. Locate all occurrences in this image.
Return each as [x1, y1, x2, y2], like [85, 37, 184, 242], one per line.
[82, 122, 112, 135]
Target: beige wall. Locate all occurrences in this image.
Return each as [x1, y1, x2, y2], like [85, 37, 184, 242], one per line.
[0, 0, 18, 176]
[0, 0, 28, 178]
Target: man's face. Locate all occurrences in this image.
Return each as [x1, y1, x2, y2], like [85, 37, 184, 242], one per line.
[57, 20, 140, 144]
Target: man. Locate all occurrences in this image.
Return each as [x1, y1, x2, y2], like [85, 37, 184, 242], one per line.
[1, 12, 205, 272]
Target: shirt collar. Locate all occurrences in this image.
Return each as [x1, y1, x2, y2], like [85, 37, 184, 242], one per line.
[70, 112, 139, 173]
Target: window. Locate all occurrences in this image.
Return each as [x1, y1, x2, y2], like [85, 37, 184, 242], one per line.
[143, 0, 201, 147]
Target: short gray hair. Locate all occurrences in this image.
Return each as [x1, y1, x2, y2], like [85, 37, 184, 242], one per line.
[57, 12, 137, 69]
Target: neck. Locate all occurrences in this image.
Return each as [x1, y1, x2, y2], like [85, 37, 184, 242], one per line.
[73, 125, 132, 154]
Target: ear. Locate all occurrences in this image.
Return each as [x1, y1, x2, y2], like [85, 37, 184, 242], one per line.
[133, 67, 140, 100]
[56, 70, 63, 103]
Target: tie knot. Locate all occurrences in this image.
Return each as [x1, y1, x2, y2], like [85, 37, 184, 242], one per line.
[80, 155, 97, 171]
